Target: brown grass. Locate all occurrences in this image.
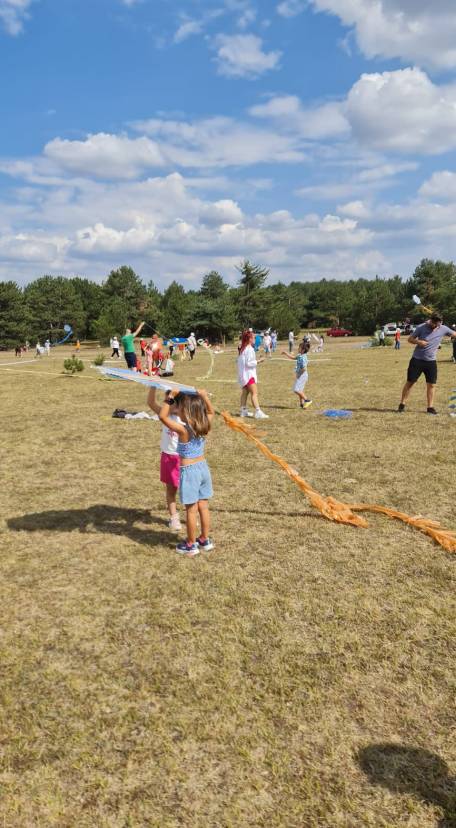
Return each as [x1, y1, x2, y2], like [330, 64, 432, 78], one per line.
[0, 339, 455, 827]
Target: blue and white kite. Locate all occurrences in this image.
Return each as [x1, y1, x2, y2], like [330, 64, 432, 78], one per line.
[96, 365, 197, 395]
[52, 324, 73, 346]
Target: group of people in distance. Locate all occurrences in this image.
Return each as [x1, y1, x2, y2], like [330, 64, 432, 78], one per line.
[114, 323, 198, 376]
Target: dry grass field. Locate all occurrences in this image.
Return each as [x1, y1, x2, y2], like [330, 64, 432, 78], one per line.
[0, 337, 455, 827]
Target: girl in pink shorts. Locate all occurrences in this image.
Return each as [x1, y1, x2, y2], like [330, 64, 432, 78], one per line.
[148, 388, 182, 531]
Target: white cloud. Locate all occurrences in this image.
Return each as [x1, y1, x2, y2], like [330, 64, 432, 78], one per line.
[213, 33, 281, 78]
[276, 0, 306, 18]
[308, 0, 456, 71]
[44, 133, 165, 179]
[250, 94, 349, 139]
[133, 115, 305, 167]
[174, 19, 204, 44]
[346, 68, 456, 154]
[249, 70, 456, 156]
[0, 232, 68, 264]
[0, 0, 33, 35]
[419, 171, 456, 202]
[337, 200, 370, 219]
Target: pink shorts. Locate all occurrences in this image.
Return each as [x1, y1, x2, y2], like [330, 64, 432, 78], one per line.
[243, 377, 256, 388]
[160, 452, 180, 488]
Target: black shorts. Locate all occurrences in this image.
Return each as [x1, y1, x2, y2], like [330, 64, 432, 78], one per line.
[407, 357, 437, 384]
[125, 351, 137, 369]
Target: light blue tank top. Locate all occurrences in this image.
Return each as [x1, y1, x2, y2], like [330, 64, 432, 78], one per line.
[177, 425, 206, 459]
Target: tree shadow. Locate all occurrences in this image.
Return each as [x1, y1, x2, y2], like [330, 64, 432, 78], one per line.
[7, 504, 173, 550]
[357, 743, 456, 827]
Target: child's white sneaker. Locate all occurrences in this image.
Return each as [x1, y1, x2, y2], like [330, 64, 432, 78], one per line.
[254, 409, 269, 419]
[169, 515, 182, 531]
[240, 407, 250, 417]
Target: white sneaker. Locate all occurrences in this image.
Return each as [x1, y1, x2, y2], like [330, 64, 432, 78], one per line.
[254, 409, 269, 419]
[240, 408, 253, 417]
[169, 515, 182, 531]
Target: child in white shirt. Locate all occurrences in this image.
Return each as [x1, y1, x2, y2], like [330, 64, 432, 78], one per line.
[237, 330, 269, 419]
[148, 388, 182, 530]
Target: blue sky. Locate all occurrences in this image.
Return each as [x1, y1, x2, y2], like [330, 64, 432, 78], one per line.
[1, 0, 456, 287]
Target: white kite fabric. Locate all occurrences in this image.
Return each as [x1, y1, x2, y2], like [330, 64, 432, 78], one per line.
[96, 366, 197, 394]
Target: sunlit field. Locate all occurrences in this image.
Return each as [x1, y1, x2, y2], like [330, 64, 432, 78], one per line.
[0, 337, 455, 827]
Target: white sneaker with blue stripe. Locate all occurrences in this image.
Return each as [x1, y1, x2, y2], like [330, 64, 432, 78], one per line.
[176, 541, 200, 556]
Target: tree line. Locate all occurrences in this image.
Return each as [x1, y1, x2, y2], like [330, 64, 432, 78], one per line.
[0, 258, 455, 347]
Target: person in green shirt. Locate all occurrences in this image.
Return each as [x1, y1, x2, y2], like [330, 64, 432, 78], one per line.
[121, 321, 145, 370]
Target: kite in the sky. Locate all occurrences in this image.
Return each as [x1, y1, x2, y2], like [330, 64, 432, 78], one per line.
[52, 324, 73, 346]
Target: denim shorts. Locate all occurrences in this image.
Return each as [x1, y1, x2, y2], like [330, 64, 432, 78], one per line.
[179, 460, 213, 505]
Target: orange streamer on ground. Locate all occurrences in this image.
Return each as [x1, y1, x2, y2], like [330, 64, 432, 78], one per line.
[351, 504, 456, 553]
[220, 411, 367, 528]
[221, 411, 456, 553]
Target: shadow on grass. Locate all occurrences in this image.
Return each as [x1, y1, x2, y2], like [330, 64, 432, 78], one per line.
[349, 406, 399, 413]
[357, 743, 456, 827]
[212, 506, 326, 521]
[7, 504, 173, 550]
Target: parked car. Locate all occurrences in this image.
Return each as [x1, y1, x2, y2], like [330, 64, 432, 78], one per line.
[382, 323, 404, 335]
[326, 327, 353, 337]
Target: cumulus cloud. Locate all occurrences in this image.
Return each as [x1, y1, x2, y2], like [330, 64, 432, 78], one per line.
[308, 0, 456, 71]
[419, 171, 456, 202]
[346, 68, 456, 154]
[0, 232, 68, 264]
[44, 134, 166, 179]
[0, 0, 34, 35]
[213, 33, 281, 78]
[0, 154, 386, 284]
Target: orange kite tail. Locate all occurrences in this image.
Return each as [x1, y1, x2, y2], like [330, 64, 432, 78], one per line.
[351, 504, 456, 553]
[220, 411, 367, 528]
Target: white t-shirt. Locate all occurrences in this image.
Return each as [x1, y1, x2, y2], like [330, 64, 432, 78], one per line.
[263, 334, 272, 349]
[187, 335, 196, 351]
[160, 414, 183, 455]
[237, 344, 258, 387]
[288, 332, 294, 343]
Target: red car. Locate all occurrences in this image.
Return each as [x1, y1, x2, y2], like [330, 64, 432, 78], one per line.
[326, 327, 353, 337]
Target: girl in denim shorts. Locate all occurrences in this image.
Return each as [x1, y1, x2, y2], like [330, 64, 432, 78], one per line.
[159, 389, 215, 557]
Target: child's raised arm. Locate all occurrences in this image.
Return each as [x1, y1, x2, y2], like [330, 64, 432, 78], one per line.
[281, 350, 296, 360]
[197, 388, 215, 423]
[159, 391, 187, 435]
[147, 387, 161, 415]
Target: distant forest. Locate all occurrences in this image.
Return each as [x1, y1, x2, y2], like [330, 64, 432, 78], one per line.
[0, 258, 455, 346]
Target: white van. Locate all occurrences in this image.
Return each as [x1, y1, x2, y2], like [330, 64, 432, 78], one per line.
[382, 323, 407, 337]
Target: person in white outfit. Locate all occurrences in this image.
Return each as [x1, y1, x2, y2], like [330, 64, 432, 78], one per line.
[237, 330, 269, 419]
